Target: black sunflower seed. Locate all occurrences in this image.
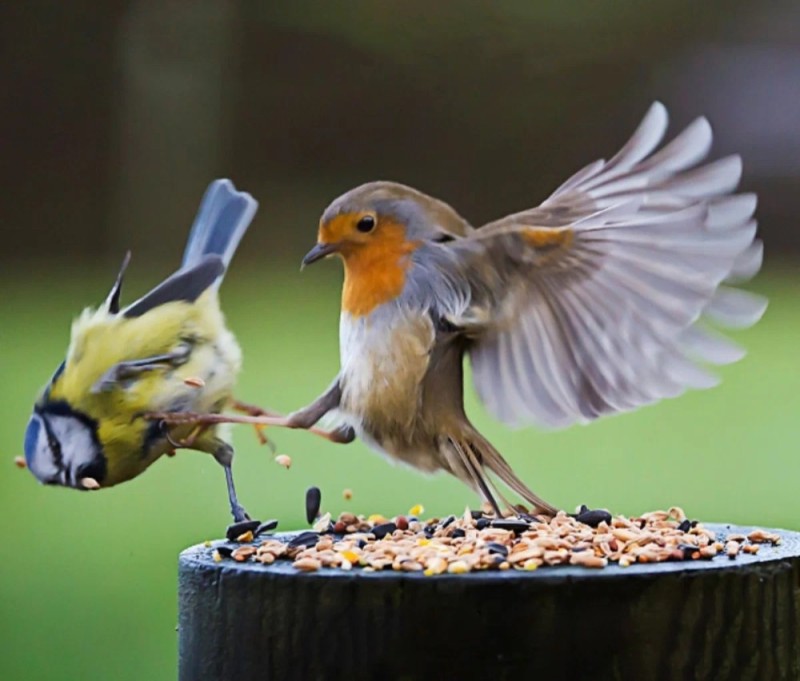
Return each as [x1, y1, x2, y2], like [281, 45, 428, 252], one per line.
[575, 509, 612, 528]
[440, 515, 456, 529]
[491, 518, 530, 533]
[486, 542, 509, 556]
[476, 518, 490, 530]
[371, 522, 397, 540]
[305, 486, 322, 524]
[470, 510, 485, 520]
[450, 528, 466, 539]
[677, 519, 692, 533]
[288, 531, 320, 549]
[254, 519, 279, 536]
[225, 519, 261, 541]
[215, 544, 234, 558]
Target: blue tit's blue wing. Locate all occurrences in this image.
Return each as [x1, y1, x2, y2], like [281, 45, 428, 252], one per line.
[122, 256, 224, 318]
[181, 179, 258, 274]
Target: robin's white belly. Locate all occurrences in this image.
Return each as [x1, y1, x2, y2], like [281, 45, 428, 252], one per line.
[338, 310, 435, 442]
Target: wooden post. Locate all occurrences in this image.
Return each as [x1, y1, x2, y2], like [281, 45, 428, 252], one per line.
[178, 524, 800, 681]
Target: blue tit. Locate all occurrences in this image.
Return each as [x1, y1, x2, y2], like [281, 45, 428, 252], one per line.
[23, 179, 259, 522]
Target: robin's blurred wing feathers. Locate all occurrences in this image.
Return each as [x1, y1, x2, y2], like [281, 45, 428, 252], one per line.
[456, 102, 766, 429]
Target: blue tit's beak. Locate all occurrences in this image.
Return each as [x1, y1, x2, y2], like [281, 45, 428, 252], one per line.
[301, 242, 338, 269]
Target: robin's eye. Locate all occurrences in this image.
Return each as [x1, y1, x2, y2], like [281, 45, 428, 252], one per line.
[356, 215, 376, 233]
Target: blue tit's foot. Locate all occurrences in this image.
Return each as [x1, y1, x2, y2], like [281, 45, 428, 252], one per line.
[208, 441, 252, 525]
[228, 505, 252, 525]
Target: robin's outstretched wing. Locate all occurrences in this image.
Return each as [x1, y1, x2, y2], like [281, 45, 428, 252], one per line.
[450, 102, 766, 429]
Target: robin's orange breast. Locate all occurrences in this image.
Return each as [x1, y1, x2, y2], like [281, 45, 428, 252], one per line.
[340, 222, 420, 317]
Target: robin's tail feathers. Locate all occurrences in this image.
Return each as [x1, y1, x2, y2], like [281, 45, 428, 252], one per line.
[443, 430, 556, 516]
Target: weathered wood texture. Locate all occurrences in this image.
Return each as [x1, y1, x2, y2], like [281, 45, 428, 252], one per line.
[178, 524, 800, 681]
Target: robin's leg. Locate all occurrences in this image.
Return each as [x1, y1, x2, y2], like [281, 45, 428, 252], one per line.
[146, 381, 354, 445]
[283, 380, 343, 430]
[231, 399, 278, 448]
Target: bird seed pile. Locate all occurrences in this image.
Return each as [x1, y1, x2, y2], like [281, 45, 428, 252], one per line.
[211, 505, 781, 575]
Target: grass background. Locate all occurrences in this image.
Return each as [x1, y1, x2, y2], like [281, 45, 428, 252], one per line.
[0, 262, 797, 680]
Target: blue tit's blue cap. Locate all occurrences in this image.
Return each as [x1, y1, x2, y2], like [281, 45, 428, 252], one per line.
[24, 414, 42, 469]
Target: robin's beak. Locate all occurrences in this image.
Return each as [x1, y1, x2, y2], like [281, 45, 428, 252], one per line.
[301, 242, 338, 268]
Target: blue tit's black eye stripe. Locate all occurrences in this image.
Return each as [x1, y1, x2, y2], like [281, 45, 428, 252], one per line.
[37, 412, 64, 471]
[36, 400, 102, 467]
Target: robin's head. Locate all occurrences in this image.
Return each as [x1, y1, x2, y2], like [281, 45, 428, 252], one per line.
[301, 182, 469, 267]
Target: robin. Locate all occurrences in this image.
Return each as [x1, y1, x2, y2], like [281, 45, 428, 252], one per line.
[233, 102, 766, 515]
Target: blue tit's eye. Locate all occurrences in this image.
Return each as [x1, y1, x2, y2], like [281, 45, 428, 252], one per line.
[356, 215, 376, 233]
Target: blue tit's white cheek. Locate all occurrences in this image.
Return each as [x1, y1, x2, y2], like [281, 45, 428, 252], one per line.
[46, 415, 101, 483]
[23, 415, 60, 484]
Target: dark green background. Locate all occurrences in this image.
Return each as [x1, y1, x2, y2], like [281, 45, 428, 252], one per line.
[2, 3, 799, 680]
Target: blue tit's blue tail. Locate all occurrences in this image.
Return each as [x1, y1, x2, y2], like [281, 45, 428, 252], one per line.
[120, 179, 257, 318]
[181, 179, 258, 278]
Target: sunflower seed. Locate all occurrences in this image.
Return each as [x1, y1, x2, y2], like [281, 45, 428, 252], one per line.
[255, 519, 279, 536]
[305, 486, 322, 524]
[225, 519, 260, 542]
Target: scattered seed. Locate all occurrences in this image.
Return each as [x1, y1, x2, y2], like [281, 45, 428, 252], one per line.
[371, 522, 397, 540]
[209, 508, 779, 573]
[13, 456, 26, 469]
[725, 541, 741, 559]
[408, 504, 425, 517]
[80, 477, 101, 490]
[232, 545, 257, 562]
[305, 486, 322, 524]
[225, 519, 260, 542]
[575, 509, 612, 528]
[255, 519, 279, 536]
[288, 531, 320, 549]
[183, 376, 205, 388]
[491, 518, 529, 533]
[274, 454, 292, 469]
[343, 489, 353, 501]
[212, 550, 223, 563]
[748, 529, 781, 545]
[293, 557, 322, 572]
[447, 560, 470, 574]
[312, 512, 332, 533]
[236, 530, 254, 543]
[677, 519, 692, 533]
[486, 542, 509, 557]
[440, 515, 456, 529]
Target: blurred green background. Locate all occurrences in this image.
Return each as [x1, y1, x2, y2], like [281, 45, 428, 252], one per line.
[2, 2, 800, 680]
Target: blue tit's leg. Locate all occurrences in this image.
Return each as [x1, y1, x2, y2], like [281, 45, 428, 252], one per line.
[214, 442, 250, 523]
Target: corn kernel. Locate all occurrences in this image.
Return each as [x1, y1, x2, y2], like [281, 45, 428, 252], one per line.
[408, 504, 425, 517]
[340, 550, 359, 563]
